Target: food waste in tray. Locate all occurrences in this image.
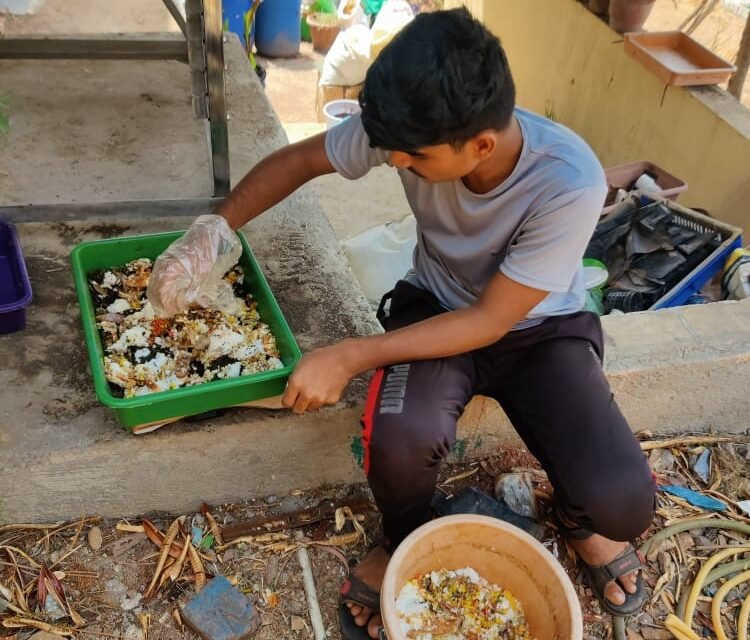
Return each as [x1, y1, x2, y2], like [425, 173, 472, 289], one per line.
[88, 258, 283, 398]
[396, 567, 533, 640]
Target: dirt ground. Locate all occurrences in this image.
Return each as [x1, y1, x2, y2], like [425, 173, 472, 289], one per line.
[2, 438, 750, 640]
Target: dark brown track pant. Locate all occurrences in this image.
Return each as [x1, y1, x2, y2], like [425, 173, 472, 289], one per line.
[361, 280, 656, 550]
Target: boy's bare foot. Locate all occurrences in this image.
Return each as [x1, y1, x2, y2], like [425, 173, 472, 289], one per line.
[343, 545, 390, 639]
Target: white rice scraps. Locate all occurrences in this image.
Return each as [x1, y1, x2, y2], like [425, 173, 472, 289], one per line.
[396, 567, 534, 640]
[88, 258, 283, 398]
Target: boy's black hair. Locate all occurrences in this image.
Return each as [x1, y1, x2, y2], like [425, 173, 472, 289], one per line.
[359, 7, 516, 154]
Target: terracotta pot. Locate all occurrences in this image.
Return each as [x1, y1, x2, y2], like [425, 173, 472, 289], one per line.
[609, 0, 655, 33]
[380, 515, 583, 640]
[588, 0, 610, 16]
[306, 13, 341, 54]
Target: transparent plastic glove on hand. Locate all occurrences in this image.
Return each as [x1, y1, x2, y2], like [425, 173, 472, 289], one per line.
[147, 214, 242, 317]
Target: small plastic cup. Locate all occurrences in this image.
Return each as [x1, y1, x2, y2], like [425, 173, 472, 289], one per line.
[323, 99, 361, 130]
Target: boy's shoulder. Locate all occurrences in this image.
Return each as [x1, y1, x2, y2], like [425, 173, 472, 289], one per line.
[515, 108, 605, 193]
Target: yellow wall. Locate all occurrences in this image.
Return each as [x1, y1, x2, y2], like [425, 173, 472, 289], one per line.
[446, 0, 750, 230]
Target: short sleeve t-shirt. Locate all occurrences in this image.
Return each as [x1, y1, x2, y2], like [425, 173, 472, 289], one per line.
[325, 108, 607, 329]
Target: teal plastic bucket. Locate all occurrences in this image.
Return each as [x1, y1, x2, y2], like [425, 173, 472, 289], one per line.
[255, 0, 302, 57]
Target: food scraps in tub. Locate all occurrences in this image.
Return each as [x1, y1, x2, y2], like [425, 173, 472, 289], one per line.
[396, 567, 533, 640]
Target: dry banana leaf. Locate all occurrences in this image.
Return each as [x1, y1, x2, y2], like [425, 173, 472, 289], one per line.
[158, 532, 190, 590]
[139, 612, 151, 640]
[201, 505, 224, 548]
[1, 616, 75, 636]
[142, 519, 185, 560]
[116, 523, 145, 534]
[144, 516, 184, 600]
[186, 542, 206, 593]
[36, 565, 86, 628]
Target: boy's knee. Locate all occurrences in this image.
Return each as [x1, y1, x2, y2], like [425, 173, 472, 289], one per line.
[368, 411, 455, 473]
[583, 467, 656, 541]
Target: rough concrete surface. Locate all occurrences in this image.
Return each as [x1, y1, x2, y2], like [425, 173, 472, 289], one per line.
[0, 37, 381, 523]
[1, 0, 181, 34]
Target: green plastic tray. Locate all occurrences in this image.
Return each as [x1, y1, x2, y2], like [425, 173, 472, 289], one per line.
[70, 231, 301, 430]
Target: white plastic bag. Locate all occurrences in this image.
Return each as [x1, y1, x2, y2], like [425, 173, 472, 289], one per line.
[370, 0, 414, 58]
[341, 214, 417, 304]
[319, 22, 372, 87]
[337, 0, 367, 29]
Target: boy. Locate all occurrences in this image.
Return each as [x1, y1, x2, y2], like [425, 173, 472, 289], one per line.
[148, 8, 655, 638]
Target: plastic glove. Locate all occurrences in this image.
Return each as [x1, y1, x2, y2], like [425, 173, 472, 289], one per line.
[147, 214, 242, 317]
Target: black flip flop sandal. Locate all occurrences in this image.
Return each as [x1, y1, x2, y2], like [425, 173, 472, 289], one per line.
[581, 545, 648, 616]
[339, 602, 388, 640]
[339, 574, 383, 640]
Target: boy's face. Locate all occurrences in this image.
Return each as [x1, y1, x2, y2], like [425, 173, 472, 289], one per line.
[387, 141, 482, 182]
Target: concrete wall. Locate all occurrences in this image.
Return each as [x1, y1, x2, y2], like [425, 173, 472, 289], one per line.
[446, 0, 750, 231]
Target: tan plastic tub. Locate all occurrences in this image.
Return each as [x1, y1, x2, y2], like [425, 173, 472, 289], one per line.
[380, 515, 583, 640]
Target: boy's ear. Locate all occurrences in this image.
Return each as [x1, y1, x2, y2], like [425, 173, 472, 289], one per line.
[472, 131, 497, 160]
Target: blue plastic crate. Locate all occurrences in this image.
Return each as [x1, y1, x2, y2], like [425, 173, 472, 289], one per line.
[591, 195, 743, 312]
[644, 198, 743, 309]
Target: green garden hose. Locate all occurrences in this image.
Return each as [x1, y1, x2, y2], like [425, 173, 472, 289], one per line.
[611, 518, 750, 640]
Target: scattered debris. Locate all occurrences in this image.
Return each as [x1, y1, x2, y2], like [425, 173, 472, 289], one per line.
[297, 542, 327, 640]
[649, 448, 676, 475]
[659, 485, 727, 511]
[494, 472, 539, 520]
[1, 437, 748, 639]
[86, 526, 103, 552]
[182, 575, 261, 640]
[691, 448, 711, 485]
[639, 434, 750, 451]
[221, 496, 375, 542]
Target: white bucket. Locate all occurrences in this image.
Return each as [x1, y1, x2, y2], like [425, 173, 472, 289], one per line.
[323, 99, 361, 129]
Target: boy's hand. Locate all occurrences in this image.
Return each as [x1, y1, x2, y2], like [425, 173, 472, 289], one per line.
[147, 214, 241, 317]
[282, 343, 358, 414]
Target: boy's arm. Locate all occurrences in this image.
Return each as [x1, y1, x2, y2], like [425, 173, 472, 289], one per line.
[147, 133, 335, 315]
[219, 132, 336, 230]
[282, 272, 548, 413]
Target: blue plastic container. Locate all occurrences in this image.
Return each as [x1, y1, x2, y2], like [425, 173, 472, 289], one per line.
[0, 219, 33, 334]
[223, 0, 255, 50]
[255, 0, 301, 57]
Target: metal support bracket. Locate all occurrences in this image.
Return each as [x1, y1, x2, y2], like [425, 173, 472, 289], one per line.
[186, 0, 231, 196]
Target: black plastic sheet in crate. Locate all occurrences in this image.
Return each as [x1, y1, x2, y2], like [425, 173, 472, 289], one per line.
[585, 198, 732, 313]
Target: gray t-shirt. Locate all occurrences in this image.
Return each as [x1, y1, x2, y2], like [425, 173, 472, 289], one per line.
[325, 108, 607, 329]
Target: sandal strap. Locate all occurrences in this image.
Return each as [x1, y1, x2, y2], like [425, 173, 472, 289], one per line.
[340, 574, 381, 612]
[601, 546, 644, 582]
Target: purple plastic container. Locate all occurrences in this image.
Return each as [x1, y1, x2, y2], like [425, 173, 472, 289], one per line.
[0, 219, 33, 334]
